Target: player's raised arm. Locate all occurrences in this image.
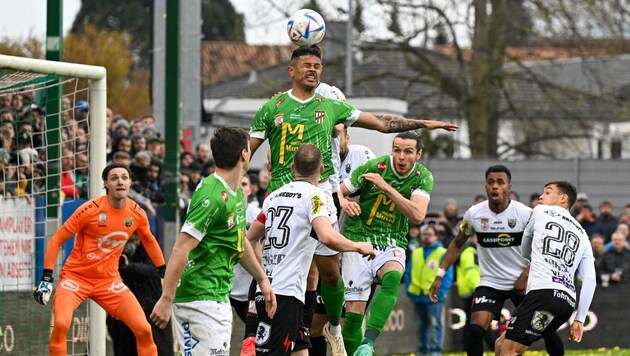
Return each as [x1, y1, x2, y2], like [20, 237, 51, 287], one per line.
[352, 112, 459, 133]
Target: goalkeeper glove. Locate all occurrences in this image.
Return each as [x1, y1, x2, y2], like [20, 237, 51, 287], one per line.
[34, 269, 54, 305]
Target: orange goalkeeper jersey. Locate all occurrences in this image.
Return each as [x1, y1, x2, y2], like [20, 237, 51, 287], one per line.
[44, 195, 165, 279]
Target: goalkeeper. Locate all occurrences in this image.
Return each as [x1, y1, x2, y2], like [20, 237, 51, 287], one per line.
[34, 163, 167, 356]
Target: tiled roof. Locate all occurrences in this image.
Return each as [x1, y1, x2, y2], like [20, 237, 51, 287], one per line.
[202, 41, 293, 85]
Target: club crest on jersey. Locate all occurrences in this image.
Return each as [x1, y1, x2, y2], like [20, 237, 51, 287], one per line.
[377, 161, 387, 170]
[507, 218, 517, 228]
[275, 98, 285, 107]
[415, 169, 422, 176]
[480, 218, 489, 231]
[274, 113, 284, 127]
[314, 110, 326, 124]
[545, 210, 560, 217]
[98, 212, 107, 226]
[371, 184, 379, 192]
[227, 214, 235, 229]
[124, 218, 133, 228]
[316, 97, 324, 102]
[531, 310, 554, 332]
[311, 195, 323, 214]
[256, 322, 271, 345]
[221, 191, 229, 202]
[345, 163, 351, 173]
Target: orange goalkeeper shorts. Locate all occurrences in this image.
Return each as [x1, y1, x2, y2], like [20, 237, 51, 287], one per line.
[54, 271, 132, 318]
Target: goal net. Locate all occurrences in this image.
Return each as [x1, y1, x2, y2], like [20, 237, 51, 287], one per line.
[0, 55, 106, 355]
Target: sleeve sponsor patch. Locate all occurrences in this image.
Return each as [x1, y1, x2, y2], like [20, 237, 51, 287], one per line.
[311, 194, 323, 215]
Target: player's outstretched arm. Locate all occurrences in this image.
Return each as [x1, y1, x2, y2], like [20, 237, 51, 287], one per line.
[313, 217, 375, 259]
[353, 112, 459, 133]
[150, 232, 199, 329]
[429, 227, 470, 302]
[240, 238, 277, 319]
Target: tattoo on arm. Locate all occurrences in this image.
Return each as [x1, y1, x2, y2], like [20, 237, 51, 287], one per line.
[375, 114, 426, 133]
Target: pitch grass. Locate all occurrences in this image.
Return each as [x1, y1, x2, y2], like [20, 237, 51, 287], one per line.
[386, 348, 630, 356]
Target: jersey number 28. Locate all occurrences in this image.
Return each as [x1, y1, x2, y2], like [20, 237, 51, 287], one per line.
[542, 221, 579, 267]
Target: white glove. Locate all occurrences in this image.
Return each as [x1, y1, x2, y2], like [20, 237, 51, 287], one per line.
[34, 270, 54, 305]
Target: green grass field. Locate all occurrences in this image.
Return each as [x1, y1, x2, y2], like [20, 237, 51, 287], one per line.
[387, 348, 630, 356]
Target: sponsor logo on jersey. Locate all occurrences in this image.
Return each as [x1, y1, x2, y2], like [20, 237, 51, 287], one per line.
[480, 218, 489, 231]
[184, 259, 195, 272]
[473, 295, 496, 305]
[97, 231, 130, 253]
[314, 110, 326, 124]
[477, 231, 523, 248]
[182, 321, 200, 354]
[531, 310, 554, 332]
[256, 322, 272, 345]
[221, 191, 228, 202]
[227, 213, 235, 229]
[311, 195, 323, 214]
[377, 161, 387, 170]
[274, 113, 284, 127]
[124, 218, 133, 228]
[275, 98, 285, 107]
[345, 163, 351, 173]
[553, 290, 576, 307]
[61, 279, 80, 292]
[507, 218, 517, 228]
[209, 346, 229, 355]
[109, 280, 128, 294]
[98, 212, 107, 226]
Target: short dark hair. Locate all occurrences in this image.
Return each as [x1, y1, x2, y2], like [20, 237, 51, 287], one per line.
[485, 165, 511, 182]
[294, 143, 322, 177]
[210, 127, 249, 169]
[394, 131, 423, 151]
[102, 163, 132, 194]
[290, 45, 322, 65]
[545, 180, 577, 208]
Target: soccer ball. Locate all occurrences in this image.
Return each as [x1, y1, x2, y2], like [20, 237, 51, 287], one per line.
[287, 9, 326, 47]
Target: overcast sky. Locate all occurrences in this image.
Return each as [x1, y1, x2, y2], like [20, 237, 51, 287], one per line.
[0, 0, 291, 44]
[0, 1, 468, 46]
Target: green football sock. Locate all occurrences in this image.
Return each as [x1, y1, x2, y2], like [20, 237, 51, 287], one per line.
[320, 276, 344, 326]
[342, 311, 364, 355]
[366, 271, 402, 335]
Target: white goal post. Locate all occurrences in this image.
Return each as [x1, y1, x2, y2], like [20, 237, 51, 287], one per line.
[0, 54, 107, 355]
